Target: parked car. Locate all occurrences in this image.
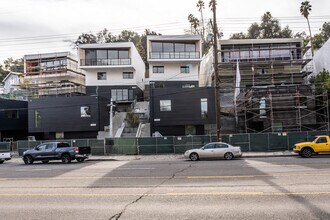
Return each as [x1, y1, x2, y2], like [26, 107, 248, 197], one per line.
[0, 152, 12, 164]
[293, 135, 330, 158]
[184, 142, 242, 161]
[22, 142, 91, 164]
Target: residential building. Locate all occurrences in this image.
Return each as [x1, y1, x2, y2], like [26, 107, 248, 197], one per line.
[151, 87, 216, 136]
[0, 98, 28, 141]
[78, 42, 145, 111]
[24, 52, 86, 97]
[146, 35, 216, 136]
[2, 72, 22, 94]
[147, 35, 202, 89]
[200, 38, 327, 133]
[28, 96, 108, 140]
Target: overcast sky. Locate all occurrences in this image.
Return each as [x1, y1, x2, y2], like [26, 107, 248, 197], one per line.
[0, 0, 329, 63]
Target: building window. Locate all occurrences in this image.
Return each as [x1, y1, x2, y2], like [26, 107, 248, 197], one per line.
[201, 98, 208, 119]
[111, 89, 133, 101]
[97, 72, 107, 80]
[123, 72, 133, 79]
[182, 84, 196, 88]
[160, 100, 171, 111]
[153, 66, 164, 73]
[81, 106, 91, 117]
[5, 110, 19, 119]
[180, 66, 190, 73]
[35, 109, 41, 128]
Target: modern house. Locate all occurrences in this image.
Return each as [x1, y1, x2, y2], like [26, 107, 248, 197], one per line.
[146, 35, 202, 89]
[28, 96, 108, 140]
[1, 72, 22, 94]
[0, 98, 28, 141]
[200, 38, 328, 133]
[146, 35, 216, 136]
[24, 52, 86, 98]
[78, 42, 145, 111]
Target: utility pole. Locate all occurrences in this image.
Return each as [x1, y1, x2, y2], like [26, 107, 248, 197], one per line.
[108, 98, 115, 138]
[211, 0, 221, 141]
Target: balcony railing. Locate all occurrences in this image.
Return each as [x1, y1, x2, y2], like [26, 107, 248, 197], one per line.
[80, 59, 131, 66]
[149, 52, 200, 59]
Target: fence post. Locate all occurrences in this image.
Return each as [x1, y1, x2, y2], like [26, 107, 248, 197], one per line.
[248, 133, 251, 152]
[156, 137, 158, 154]
[173, 136, 175, 154]
[267, 133, 270, 152]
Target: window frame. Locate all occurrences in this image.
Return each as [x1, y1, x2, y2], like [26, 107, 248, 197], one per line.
[123, 72, 134, 79]
[97, 72, 107, 80]
[153, 66, 164, 74]
[160, 100, 172, 112]
[180, 66, 190, 74]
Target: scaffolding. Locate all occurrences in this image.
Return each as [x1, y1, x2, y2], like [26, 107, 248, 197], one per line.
[215, 39, 328, 133]
[23, 52, 86, 98]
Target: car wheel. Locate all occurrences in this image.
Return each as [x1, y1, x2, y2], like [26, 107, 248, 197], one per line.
[301, 148, 313, 158]
[189, 152, 199, 161]
[42, 160, 49, 164]
[0, 160, 4, 164]
[76, 158, 85, 162]
[61, 154, 71, 163]
[24, 155, 34, 164]
[224, 152, 234, 160]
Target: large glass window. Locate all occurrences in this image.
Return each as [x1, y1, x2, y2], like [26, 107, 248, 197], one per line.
[175, 43, 185, 52]
[119, 50, 129, 59]
[259, 97, 266, 118]
[111, 89, 133, 101]
[180, 66, 190, 73]
[153, 66, 164, 73]
[160, 100, 171, 111]
[185, 43, 196, 52]
[97, 50, 107, 59]
[5, 110, 19, 119]
[123, 72, 133, 79]
[151, 42, 162, 52]
[81, 106, 91, 117]
[108, 50, 117, 59]
[35, 109, 41, 128]
[97, 72, 107, 80]
[201, 98, 208, 119]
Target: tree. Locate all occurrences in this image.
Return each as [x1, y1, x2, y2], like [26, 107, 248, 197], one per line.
[310, 69, 330, 94]
[0, 64, 9, 82]
[230, 12, 293, 39]
[3, 57, 24, 72]
[300, 1, 313, 55]
[188, 14, 200, 34]
[312, 22, 330, 50]
[197, 0, 206, 42]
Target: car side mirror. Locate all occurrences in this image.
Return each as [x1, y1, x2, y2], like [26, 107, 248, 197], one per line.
[201, 147, 205, 150]
[34, 147, 39, 151]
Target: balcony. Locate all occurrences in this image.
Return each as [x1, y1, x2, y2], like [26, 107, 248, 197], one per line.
[80, 58, 131, 66]
[149, 52, 200, 60]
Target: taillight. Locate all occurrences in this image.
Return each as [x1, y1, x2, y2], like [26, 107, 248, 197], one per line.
[74, 147, 79, 153]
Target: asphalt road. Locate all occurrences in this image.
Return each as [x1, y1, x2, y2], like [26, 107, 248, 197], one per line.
[1, 156, 330, 220]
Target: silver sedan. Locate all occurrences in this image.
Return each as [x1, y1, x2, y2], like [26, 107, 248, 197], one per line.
[184, 142, 242, 161]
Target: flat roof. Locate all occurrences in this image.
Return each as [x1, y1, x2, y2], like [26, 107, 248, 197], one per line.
[78, 42, 134, 49]
[219, 38, 303, 45]
[147, 35, 201, 41]
[24, 51, 76, 60]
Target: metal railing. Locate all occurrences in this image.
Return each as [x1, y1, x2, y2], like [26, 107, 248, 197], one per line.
[80, 59, 131, 66]
[150, 52, 200, 59]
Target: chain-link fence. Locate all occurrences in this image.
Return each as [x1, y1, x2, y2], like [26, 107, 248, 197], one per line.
[6, 131, 330, 156]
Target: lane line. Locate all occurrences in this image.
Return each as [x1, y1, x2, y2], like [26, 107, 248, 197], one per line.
[1, 172, 330, 181]
[1, 191, 330, 197]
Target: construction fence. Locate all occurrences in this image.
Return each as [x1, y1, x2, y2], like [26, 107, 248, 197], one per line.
[4, 131, 330, 156]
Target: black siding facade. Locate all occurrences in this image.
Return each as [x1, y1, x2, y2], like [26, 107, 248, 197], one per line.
[150, 87, 216, 136]
[28, 96, 108, 139]
[0, 98, 28, 141]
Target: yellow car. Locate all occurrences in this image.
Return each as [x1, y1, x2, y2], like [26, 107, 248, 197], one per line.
[293, 135, 330, 158]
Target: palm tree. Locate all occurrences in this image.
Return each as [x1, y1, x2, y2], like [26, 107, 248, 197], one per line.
[197, 0, 205, 42]
[300, 1, 313, 56]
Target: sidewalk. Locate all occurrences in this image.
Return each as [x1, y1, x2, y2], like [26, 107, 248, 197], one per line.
[87, 151, 297, 161]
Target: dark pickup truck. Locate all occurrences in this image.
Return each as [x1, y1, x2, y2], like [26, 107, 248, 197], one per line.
[22, 142, 91, 164]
